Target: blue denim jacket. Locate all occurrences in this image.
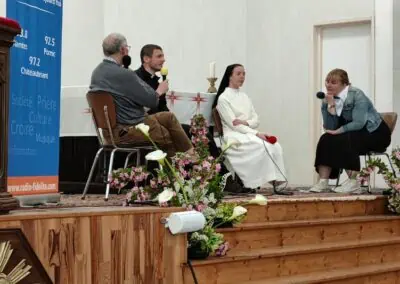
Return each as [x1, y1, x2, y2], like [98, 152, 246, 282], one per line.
[321, 86, 382, 133]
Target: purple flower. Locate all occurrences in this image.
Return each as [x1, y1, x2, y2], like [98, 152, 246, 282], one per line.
[215, 242, 229, 257]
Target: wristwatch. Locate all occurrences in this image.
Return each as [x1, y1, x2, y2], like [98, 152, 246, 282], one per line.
[328, 104, 335, 109]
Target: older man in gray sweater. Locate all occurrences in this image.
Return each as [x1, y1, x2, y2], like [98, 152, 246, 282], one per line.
[89, 33, 193, 157]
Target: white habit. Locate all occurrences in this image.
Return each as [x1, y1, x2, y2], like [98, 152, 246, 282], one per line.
[216, 87, 286, 188]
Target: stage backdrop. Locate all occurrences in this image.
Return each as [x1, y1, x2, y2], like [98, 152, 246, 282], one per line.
[6, 0, 62, 195]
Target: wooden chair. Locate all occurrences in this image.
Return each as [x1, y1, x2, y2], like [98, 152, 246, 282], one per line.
[81, 92, 154, 200]
[212, 108, 224, 145]
[336, 112, 398, 191]
[365, 112, 398, 191]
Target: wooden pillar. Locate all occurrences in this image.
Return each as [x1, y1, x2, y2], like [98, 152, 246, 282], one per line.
[0, 19, 21, 213]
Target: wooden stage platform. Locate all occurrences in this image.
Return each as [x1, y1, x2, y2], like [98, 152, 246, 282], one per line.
[0, 193, 399, 283]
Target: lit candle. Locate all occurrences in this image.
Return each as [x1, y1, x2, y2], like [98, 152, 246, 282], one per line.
[209, 62, 216, 78]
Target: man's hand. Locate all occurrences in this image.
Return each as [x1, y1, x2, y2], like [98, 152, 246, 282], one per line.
[232, 119, 249, 126]
[156, 80, 169, 96]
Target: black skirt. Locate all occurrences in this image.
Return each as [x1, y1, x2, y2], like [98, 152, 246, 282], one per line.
[314, 120, 391, 179]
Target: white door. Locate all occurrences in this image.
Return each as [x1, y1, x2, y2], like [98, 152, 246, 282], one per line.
[321, 23, 372, 99]
[318, 21, 373, 185]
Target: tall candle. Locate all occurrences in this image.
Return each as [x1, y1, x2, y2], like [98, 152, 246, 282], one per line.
[209, 62, 216, 78]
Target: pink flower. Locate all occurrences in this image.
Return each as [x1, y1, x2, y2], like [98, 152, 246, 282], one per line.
[395, 151, 400, 160]
[202, 161, 211, 170]
[215, 164, 221, 173]
[196, 203, 207, 212]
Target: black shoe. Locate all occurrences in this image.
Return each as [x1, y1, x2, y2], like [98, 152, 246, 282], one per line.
[272, 181, 293, 195]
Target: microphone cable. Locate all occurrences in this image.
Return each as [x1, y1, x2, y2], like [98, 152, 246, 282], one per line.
[187, 259, 199, 284]
[261, 139, 293, 195]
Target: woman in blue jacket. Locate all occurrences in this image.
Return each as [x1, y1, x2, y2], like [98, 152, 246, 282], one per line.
[309, 69, 391, 193]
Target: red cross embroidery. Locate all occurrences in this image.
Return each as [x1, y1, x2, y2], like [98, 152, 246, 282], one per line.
[191, 93, 208, 112]
[166, 91, 181, 107]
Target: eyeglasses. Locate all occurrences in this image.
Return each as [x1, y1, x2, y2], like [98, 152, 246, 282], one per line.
[125, 45, 131, 50]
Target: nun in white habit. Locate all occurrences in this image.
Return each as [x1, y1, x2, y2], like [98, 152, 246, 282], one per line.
[213, 64, 287, 189]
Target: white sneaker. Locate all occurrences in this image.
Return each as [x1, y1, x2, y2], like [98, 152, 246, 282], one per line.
[332, 179, 361, 193]
[309, 179, 331, 193]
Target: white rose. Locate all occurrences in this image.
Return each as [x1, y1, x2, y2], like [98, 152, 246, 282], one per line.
[157, 189, 174, 204]
[145, 150, 167, 165]
[222, 138, 241, 151]
[230, 206, 247, 220]
[135, 123, 150, 137]
[248, 194, 268, 206]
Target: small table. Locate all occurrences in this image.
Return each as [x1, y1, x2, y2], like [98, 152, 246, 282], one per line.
[166, 91, 217, 125]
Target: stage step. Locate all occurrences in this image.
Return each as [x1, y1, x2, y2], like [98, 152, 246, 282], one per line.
[241, 262, 400, 284]
[218, 215, 400, 254]
[242, 196, 386, 223]
[183, 237, 400, 284]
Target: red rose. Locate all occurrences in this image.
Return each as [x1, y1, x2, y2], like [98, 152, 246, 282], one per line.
[266, 135, 277, 144]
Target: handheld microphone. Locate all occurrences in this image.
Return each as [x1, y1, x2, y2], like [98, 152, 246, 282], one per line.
[160, 67, 168, 81]
[122, 55, 131, 69]
[316, 91, 339, 100]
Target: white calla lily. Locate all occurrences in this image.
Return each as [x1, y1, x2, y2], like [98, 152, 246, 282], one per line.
[248, 194, 268, 206]
[135, 123, 150, 137]
[145, 150, 167, 165]
[157, 189, 174, 204]
[222, 138, 241, 151]
[230, 206, 247, 220]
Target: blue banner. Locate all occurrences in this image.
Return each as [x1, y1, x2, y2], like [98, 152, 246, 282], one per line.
[6, 0, 62, 194]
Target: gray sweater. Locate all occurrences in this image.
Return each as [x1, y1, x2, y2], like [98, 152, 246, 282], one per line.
[89, 60, 159, 125]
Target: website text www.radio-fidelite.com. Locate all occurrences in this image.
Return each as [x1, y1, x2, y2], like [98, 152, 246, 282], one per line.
[8, 182, 57, 193]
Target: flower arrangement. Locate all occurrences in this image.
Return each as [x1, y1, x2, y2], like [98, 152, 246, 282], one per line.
[190, 114, 210, 160]
[109, 114, 268, 258]
[358, 146, 400, 213]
